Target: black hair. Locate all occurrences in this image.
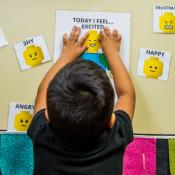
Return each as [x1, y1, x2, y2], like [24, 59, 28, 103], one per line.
[47, 59, 114, 143]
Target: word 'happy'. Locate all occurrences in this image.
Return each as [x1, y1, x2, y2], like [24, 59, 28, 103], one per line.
[146, 50, 165, 57]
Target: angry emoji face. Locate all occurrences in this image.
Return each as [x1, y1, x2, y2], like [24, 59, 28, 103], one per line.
[14, 111, 32, 131]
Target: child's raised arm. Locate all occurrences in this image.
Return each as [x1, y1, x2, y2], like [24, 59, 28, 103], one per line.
[34, 26, 88, 116]
[99, 27, 136, 120]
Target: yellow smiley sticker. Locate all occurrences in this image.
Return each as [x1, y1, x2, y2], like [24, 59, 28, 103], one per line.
[143, 57, 164, 79]
[23, 45, 44, 67]
[14, 111, 32, 131]
[84, 30, 101, 53]
[159, 12, 175, 33]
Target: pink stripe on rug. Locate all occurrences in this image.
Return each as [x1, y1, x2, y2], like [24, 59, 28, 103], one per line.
[123, 138, 156, 175]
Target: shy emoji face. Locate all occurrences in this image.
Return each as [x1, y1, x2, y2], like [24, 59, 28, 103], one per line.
[84, 30, 101, 53]
[143, 57, 164, 79]
[14, 111, 32, 131]
[23, 45, 44, 67]
[159, 12, 175, 33]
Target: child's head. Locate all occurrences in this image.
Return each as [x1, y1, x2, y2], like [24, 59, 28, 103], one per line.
[47, 59, 114, 143]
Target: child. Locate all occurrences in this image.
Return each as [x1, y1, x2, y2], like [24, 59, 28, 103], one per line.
[28, 26, 135, 175]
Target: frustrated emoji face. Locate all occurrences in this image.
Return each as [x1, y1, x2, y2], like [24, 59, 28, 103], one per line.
[14, 111, 32, 131]
[159, 12, 175, 33]
[84, 30, 101, 53]
[143, 57, 164, 79]
[23, 45, 44, 67]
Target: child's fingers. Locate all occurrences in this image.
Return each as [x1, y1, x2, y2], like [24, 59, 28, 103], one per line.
[104, 26, 111, 36]
[73, 27, 81, 42]
[100, 30, 106, 40]
[63, 33, 68, 45]
[81, 45, 88, 52]
[79, 32, 89, 45]
[117, 35, 122, 42]
[69, 26, 77, 41]
[112, 29, 118, 38]
[113, 30, 122, 42]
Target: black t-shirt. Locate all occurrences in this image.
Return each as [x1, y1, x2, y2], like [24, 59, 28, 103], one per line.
[27, 109, 133, 175]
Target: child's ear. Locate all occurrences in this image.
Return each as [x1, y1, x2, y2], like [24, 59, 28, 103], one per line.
[108, 113, 116, 128]
[45, 109, 49, 121]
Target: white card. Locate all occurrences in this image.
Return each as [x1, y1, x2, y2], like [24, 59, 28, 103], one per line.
[153, 5, 175, 33]
[8, 102, 34, 132]
[54, 10, 131, 70]
[0, 27, 8, 48]
[14, 35, 51, 70]
[137, 48, 171, 80]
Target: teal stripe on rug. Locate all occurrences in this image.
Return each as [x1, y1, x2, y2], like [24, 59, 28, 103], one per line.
[1, 134, 33, 175]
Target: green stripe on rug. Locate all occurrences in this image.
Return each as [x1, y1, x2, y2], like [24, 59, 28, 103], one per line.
[169, 139, 175, 175]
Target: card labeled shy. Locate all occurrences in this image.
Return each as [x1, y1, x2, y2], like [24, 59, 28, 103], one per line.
[14, 35, 51, 70]
[137, 48, 171, 80]
[153, 5, 175, 33]
[8, 102, 34, 132]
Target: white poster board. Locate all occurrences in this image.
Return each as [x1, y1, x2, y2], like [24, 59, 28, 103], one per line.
[54, 10, 130, 70]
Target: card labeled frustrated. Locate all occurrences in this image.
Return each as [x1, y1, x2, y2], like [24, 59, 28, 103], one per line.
[153, 5, 175, 33]
[0, 27, 8, 48]
[14, 35, 51, 70]
[8, 102, 34, 132]
[137, 48, 171, 80]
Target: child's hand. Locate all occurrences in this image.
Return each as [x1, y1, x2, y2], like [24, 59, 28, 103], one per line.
[60, 26, 89, 62]
[99, 26, 122, 56]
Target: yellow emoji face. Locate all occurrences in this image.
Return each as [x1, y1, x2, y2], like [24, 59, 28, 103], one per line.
[159, 12, 175, 33]
[143, 57, 164, 79]
[84, 30, 101, 53]
[14, 111, 32, 131]
[23, 45, 44, 67]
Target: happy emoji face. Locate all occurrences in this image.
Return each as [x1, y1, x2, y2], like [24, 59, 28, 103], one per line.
[84, 30, 101, 53]
[143, 57, 164, 79]
[14, 111, 32, 131]
[159, 12, 175, 33]
[23, 45, 44, 67]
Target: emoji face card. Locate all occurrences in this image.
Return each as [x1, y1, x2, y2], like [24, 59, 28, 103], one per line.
[14, 35, 51, 70]
[137, 48, 171, 80]
[153, 5, 175, 33]
[8, 103, 34, 132]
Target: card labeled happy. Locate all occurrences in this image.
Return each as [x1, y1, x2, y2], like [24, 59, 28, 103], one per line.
[137, 48, 171, 80]
[153, 5, 175, 33]
[14, 35, 51, 70]
[8, 102, 34, 132]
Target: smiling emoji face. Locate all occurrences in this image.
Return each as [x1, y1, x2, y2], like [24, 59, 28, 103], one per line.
[143, 57, 164, 79]
[84, 30, 101, 53]
[23, 45, 44, 67]
[159, 12, 175, 33]
[14, 111, 32, 131]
